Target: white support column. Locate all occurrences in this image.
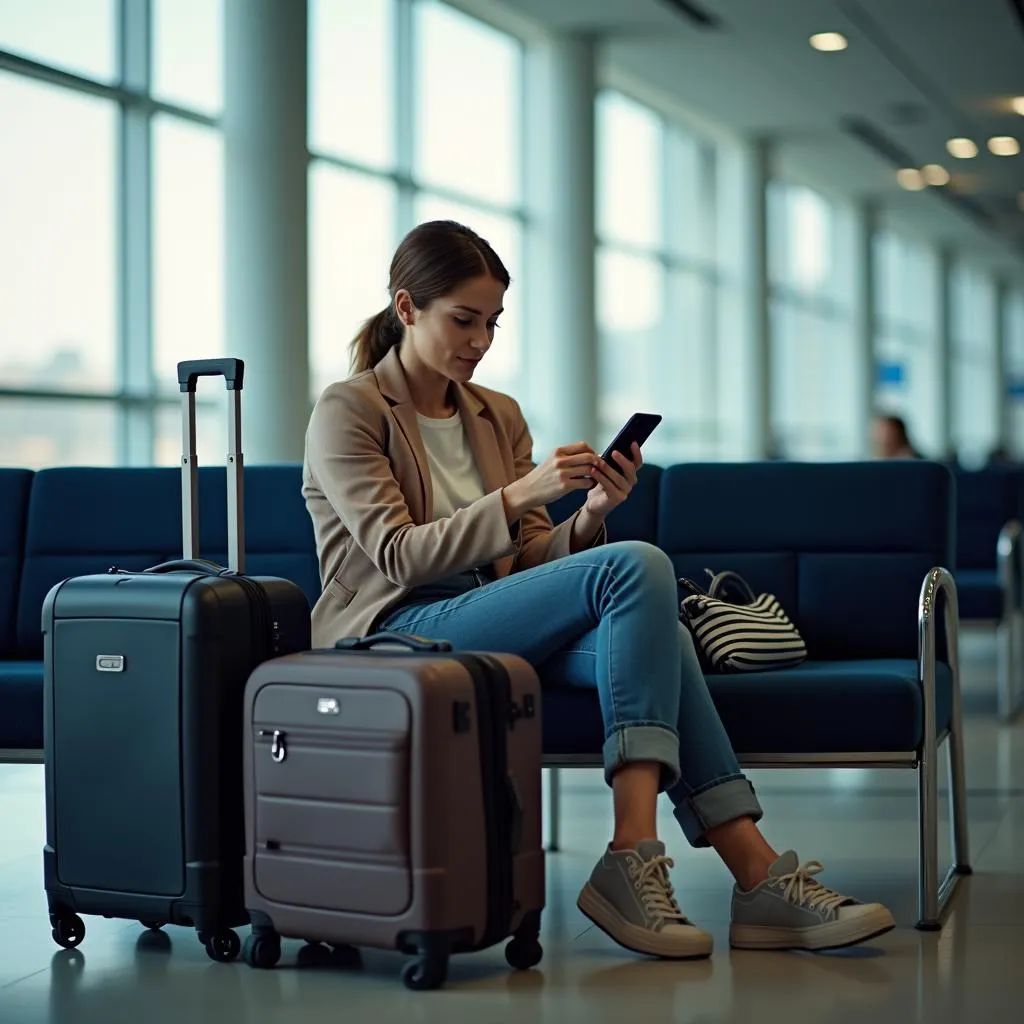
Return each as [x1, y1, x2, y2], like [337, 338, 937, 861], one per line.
[522, 32, 598, 455]
[850, 202, 877, 458]
[119, 0, 154, 465]
[937, 250, 954, 460]
[224, 0, 310, 463]
[716, 136, 771, 460]
[995, 279, 1010, 452]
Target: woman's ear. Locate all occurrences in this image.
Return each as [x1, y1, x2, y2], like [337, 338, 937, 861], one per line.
[394, 289, 417, 328]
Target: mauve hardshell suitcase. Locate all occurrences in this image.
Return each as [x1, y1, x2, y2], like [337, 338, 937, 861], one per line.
[42, 358, 311, 963]
[240, 632, 545, 990]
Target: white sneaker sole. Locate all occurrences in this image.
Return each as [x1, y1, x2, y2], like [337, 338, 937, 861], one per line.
[729, 905, 896, 951]
[577, 883, 714, 960]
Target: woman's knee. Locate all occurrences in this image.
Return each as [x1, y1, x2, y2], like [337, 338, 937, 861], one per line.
[599, 540, 676, 588]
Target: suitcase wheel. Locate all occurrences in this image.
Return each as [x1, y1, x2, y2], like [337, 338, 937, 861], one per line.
[505, 936, 543, 971]
[139, 920, 167, 933]
[242, 932, 281, 970]
[201, 928, 241, 963]
[50, 912, 86, 950]
[402, 954, 449, 992]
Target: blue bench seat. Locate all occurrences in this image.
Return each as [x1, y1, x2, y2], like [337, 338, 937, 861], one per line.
[543, 659, 952, 758]
[0, 661, 44, 750]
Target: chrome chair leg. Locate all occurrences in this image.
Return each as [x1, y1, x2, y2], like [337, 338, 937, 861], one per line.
[545, 767, 561, 853]
[917, 735, 940, 929]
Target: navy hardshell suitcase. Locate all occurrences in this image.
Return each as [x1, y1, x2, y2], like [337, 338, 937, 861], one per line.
[42, 359, 311, 962]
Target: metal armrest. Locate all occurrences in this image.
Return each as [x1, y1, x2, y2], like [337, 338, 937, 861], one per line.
[918, 566, 960, 747]
[916, 566, 970, 928]
[996, 521, 1024, 721]
[997, 519, 1022, 614]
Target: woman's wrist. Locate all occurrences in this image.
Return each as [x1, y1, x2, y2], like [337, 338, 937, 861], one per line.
[501, 480, 533, 523]
[572, 504, 605, 550]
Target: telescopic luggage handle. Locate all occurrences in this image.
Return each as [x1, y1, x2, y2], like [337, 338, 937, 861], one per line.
[176, 358, 246, 575]
[177, 358, 245, 393]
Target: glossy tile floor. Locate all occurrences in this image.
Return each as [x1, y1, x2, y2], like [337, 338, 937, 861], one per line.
[2, 629, 1022, 1023]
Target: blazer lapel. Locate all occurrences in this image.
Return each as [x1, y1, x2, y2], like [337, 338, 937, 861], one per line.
[375, 346, 516, 578]
[374, 347, 432, 525]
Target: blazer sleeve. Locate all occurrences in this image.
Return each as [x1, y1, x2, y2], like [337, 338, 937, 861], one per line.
[306, 385, 518, 589]
[508, 399, 607, 573]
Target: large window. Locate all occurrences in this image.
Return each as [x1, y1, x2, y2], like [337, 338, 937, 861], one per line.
[0, 0, 225, 469]
[950, 262, 998, 465]
[308, 0, 526, 403]
[595, 90, 720, 465]
[873, 229, 941, 457]
[768, 181, 858, 460]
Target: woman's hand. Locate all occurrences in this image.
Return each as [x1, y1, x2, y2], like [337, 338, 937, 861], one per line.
[583, 443, 643, 518]
[507, 442, 601, 511]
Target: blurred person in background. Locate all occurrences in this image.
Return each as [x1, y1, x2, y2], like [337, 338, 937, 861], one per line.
[872, 414, 921, 460]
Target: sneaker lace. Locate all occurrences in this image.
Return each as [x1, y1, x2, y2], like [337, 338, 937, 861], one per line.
[772, 859, 850, 917]
[629, 855, 688, 924]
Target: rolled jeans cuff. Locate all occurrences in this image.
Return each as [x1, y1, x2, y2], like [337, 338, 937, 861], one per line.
[672, 777, 764, 848]
[602, 723, 681, 790]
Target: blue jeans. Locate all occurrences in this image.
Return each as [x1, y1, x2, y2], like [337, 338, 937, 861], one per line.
[379, 540, 763, 847]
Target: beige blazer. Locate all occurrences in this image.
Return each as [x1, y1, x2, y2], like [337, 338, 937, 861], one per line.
[302, 345, 606, 647]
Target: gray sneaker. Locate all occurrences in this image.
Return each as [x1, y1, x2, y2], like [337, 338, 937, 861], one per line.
[729, 851, 896, 951]
[576, 840, 713, 959]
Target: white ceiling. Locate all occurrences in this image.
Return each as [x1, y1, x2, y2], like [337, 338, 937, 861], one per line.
[485, 0, 1024, 282]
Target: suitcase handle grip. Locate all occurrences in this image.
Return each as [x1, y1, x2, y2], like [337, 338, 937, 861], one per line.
[145, 558, 230, 576]
[335, 631, 454, 653]
[177, 358, 245, 393]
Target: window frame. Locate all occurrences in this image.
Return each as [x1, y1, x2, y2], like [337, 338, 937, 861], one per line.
[0, 1, 222, 466]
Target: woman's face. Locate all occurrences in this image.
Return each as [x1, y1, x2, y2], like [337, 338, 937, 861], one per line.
[397, 274, 506, 383]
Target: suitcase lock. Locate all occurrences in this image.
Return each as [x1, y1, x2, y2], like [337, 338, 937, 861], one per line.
[259, 729, 287, 763]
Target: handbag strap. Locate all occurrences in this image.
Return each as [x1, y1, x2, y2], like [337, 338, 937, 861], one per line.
[677, 576, 708, 599]
[705, 569, 757, 605]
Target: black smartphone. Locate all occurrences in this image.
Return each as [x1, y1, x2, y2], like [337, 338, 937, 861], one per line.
[600, 413, 663, 469]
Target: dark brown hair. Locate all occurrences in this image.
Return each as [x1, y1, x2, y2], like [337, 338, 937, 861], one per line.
[349, 220, 511, 375]
[878, 414, 911, 446]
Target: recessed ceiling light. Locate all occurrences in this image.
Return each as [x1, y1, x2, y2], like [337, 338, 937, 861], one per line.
[988, 136, 1021, 156]
[946, 137, 978, 159]
[922, 164, 950, 186]
[809, 32, 848, 52]
[897, 168, 926, 191]
[1012, 97, 1024, 116]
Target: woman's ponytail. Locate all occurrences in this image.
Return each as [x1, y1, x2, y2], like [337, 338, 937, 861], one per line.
[346, 220, 511, 378]
[349, 305, 403, 375]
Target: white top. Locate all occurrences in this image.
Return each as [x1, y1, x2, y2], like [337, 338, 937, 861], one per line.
[415, 410, 486, 521]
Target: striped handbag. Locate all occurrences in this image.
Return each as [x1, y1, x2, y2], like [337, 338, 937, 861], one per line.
[678, 569, 807, 673]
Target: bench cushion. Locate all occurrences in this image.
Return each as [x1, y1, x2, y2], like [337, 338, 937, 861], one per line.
[0, 470, 33, 659]
[17, 466, 320, 659]
[0, 661, 43, 750]
[541, 659, 952, 757]
[956, 569, 1002, 621]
